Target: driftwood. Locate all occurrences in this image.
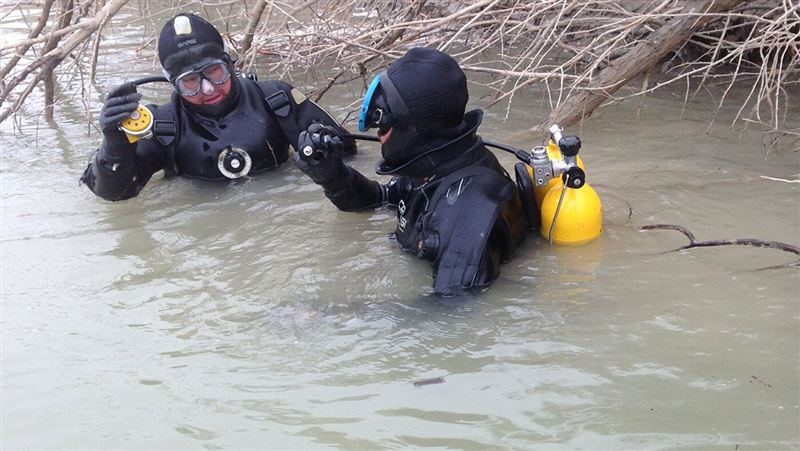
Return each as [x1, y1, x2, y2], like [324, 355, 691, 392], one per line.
[640, 224, 800, 268]
[534, 0, 745, 135]
[412, 376, 445, 387]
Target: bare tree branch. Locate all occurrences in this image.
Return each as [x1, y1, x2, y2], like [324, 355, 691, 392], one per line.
[0, 0, 129, 123]
[0, 0, 56, 80]
[3, 0, 797, 143]
[534, 0, 746, 135]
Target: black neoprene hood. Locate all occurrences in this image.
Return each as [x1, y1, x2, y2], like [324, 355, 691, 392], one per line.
[384, 47, 468, 129]
[158, 14, 226, 80]
[375, 47, 474, 176]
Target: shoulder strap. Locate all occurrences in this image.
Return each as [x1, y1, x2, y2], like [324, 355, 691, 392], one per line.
[149, 102, 178, 174]
[260, 80, 292, 117]
[254, 80, 300, 137]
[253, 78, 355, 153]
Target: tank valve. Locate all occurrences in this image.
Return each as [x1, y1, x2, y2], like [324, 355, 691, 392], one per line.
[529, 146, 553, 187]
[526, 125, 585, 189]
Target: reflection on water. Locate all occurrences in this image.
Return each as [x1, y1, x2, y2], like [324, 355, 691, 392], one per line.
[1, 11, 798, 449]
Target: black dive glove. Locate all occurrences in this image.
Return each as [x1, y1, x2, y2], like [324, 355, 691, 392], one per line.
[294, 123, 347, 185]
[98, 82, 142, 159]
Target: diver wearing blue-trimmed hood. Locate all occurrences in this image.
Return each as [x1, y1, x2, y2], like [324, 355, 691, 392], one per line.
[295, 47, 527, 296]
[358, 47, 484, 178]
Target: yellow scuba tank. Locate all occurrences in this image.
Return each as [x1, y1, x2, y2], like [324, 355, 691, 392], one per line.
[522, 125, 602, 245]
[119, 104, 154, 143]
[540, 180, 602, 245]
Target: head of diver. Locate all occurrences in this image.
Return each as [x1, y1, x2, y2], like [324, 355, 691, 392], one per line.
[357, 48, 475, 179]
[157, 13, 240, 117]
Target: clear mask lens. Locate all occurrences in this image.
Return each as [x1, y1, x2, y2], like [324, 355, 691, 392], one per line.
[175, 62, 231, 96]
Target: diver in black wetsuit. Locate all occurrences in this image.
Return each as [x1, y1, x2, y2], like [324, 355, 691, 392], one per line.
[294, 47, 527, 296]
[80, 13, 355, 201]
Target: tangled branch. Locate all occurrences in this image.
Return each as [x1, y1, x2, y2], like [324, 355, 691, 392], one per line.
[0, 0, 128, 123]
[233, 0, 799, 147]
[1, 0, 797, 150]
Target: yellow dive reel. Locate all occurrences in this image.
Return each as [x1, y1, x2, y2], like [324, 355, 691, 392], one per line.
[115, 76, 170, 144]
[119, 104, 154, 143]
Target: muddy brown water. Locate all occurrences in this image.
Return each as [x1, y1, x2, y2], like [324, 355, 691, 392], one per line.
[1, 7, 799, 450]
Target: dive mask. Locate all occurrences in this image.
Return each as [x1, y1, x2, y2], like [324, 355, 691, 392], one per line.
[357, 72, 410, 132]
[173, 60, 231, 97]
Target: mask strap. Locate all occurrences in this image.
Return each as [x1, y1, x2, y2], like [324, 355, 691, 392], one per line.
[377, 72, 409, 116]
[377, 71, 454, 128]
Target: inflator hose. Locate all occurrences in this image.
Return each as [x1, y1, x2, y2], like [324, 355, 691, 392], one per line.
[343, 134, 533, 164]
[483, 140, 531, 163]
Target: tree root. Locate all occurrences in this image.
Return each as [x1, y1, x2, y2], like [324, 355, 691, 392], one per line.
[640, 224, 800, 268]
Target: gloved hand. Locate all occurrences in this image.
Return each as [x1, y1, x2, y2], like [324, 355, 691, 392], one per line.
[98, 82, 142, 158]
[296, 123, 344, 164]
[294, 123, 346, 185]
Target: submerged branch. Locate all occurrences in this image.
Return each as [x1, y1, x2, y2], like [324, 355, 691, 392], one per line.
[640, 224, 800, 268]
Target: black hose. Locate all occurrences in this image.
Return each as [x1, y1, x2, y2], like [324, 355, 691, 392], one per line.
[483, 140, 518, 155]
[549, 172, 570, 247]
[342, 133, 380, 142]
[484, 140, 531, 163]
[131, 76, 169, 86]
[343, 134, 532, 164]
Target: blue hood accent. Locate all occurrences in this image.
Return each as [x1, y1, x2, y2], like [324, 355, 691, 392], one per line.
[358, 74, 382, 132]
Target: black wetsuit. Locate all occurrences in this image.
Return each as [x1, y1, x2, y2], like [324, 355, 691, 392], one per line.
[81, 77, 354, 201]
[315, 115, 527, 295]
